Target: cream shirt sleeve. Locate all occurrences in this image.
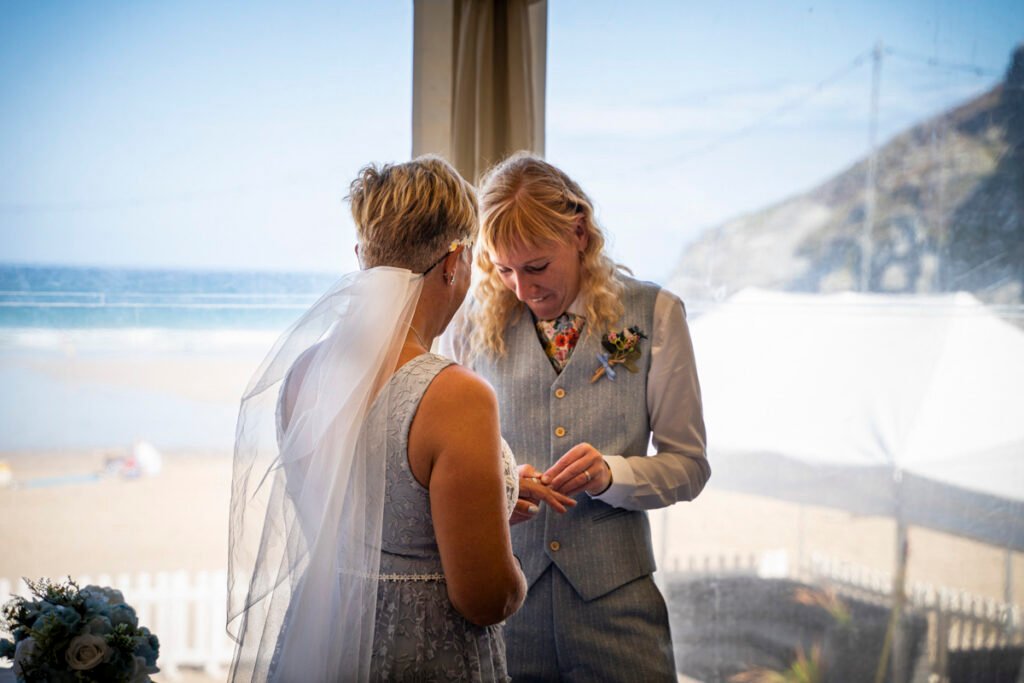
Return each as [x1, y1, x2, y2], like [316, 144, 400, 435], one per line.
[592, 288, 710, 510]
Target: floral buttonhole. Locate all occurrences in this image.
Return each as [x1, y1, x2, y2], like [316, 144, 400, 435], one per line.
[590, 325, 648, 383]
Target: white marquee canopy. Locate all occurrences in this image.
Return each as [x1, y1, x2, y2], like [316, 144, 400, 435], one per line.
[688, 288, 1024, 551]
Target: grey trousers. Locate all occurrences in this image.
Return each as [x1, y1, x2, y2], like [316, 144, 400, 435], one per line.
[506, 566, 676, 682]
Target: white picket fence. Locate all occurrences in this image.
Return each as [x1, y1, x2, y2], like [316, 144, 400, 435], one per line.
[663, 548, 1023, 645]
[664, 549, 1024, 681]
[661, 548, 791, 579]
[802, 552, 1024, 648]
[0, 570, 234, 679]
[801, 550, 1024, 681]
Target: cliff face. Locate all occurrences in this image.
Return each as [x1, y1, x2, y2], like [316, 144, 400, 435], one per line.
[668, 46, 1024, 307]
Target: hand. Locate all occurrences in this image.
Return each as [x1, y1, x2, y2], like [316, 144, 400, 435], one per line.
[542, 442, 611, 497]
[510, 464, 576, 525]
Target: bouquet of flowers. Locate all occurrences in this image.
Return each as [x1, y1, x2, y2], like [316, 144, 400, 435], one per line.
[0, 578, 159, 683]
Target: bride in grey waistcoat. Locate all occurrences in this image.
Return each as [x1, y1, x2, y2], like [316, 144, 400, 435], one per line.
[441, 152, 711, 682]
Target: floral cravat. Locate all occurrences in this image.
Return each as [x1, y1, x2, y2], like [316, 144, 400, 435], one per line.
[535, 312, 585, 373]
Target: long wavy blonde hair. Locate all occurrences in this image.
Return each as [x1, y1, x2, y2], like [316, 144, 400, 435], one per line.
[471, 152, 626, 358]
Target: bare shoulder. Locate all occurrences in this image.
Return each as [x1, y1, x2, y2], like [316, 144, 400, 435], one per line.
[408, 359, 500, 482]
[422, 361, 497, 416]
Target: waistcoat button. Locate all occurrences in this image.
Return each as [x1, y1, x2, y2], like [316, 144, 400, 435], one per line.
[549, 541, 561, 551]
[554, 388, 566, 399]
[554, 426, 566, 438]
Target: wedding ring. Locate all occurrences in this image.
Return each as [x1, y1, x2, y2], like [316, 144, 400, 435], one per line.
[583, 469, 591, 483]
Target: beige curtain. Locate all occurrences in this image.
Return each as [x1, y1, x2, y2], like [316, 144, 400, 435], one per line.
[413, 0, 547, 183]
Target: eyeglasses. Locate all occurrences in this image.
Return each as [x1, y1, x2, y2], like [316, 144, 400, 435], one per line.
[423, 236, 473, 275]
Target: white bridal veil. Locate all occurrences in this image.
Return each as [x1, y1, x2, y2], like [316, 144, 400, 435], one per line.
[227, 267, 423, 682]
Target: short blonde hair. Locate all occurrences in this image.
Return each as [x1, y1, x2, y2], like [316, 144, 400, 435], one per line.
[348, 155, 478, 273]
[472, 152, 625, 357]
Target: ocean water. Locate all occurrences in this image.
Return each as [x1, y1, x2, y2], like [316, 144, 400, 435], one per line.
[0, 264, 341, 451]
[0, 264, 339, 330]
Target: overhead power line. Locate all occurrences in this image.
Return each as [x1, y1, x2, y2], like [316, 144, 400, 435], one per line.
[640, 44, 1001, 173]
[638, 49, 873, 171]
[884, 47, 1001, 77]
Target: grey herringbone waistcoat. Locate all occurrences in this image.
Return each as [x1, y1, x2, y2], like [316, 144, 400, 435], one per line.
[472, 275, 660, 601]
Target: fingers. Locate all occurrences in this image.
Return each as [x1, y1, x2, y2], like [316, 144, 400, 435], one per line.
[541, 443, 589, 485]
[518, 463, 542, 480]
[518, 463, 547, 494]
[543, 443, 606, 495]
[510, 498, 540, 525]
[529, 482, 577, 514]
[517, 465, 543, 503]
[519, 476, 576, 514]
[514, 464, 577, 519]
[554, 473, 589, 498]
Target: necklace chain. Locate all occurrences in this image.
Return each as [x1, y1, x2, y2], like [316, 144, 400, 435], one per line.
[409, 325, 429, 349]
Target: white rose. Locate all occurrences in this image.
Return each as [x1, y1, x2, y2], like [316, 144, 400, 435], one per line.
[13, 637, 38, 678]
[66, 633, 111, 671]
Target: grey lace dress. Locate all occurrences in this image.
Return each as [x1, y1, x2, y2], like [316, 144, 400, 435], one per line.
[370, 353, 519, 682]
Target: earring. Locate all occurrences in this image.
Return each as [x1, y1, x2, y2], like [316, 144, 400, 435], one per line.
[447, 272, 455, 286]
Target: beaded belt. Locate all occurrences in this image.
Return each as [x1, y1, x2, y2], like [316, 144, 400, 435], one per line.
[378, 572, 446, 583]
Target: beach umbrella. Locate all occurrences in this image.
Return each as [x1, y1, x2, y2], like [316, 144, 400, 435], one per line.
[682, 288, 1024, 681]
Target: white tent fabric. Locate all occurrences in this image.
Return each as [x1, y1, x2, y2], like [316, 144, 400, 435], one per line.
[686, 288, 1024, 551]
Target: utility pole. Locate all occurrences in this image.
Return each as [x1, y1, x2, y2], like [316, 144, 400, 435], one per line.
[860, 41, 884, 292]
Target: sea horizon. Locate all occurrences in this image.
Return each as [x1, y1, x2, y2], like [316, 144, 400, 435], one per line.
[0, 263, 320, 451]
[0, 262, 342, 331]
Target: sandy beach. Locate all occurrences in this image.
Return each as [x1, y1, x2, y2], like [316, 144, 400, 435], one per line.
[5, 450, 1019, 598]
[0, 450, 233, 581]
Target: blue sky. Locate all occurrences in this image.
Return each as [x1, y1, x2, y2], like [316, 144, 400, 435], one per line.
[1, 1, 1021, 281]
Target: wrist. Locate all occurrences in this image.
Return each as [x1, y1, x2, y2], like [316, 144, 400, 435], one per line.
[594, 459, 613, 495]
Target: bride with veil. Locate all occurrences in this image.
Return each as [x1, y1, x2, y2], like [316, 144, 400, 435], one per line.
[226, 155, 558, 681]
